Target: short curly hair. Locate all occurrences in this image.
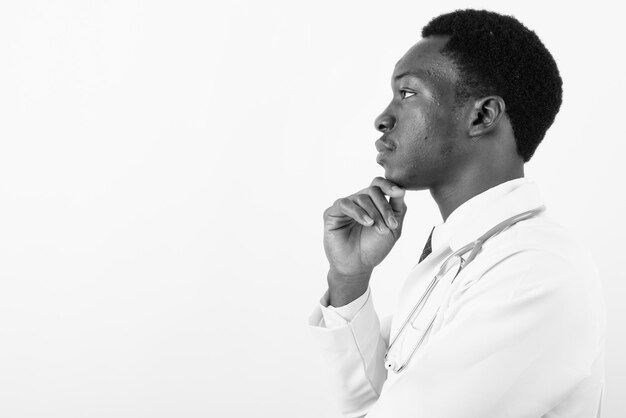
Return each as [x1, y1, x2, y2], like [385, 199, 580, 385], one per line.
[422, 9, 562, 162]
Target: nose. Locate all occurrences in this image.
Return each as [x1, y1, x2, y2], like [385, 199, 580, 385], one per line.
[374, 107, 395, 133]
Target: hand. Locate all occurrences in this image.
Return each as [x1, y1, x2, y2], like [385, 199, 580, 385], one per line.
[323, 177, 408, 279]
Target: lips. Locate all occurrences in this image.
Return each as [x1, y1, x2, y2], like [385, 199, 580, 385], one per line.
[375, 139, 396, 153]
[375, 138, 395, 166]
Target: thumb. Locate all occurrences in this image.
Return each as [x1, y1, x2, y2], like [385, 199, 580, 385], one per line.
[390, 188, 407, 219]
[368, 177, 408, 218]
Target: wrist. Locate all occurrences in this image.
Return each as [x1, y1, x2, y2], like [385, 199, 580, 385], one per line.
[327, 268, 371, 307]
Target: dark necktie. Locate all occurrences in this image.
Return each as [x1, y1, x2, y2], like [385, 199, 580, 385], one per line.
[418, 227, 434, 264]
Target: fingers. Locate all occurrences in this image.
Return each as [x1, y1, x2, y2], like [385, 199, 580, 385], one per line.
[325, 194, 392, 234]
[370, 177, 407, 214]
[364, 187, 398, 230]
[369, 176, 404, 196]
[347, 186, 398, 231]
[354, 194, 392, 233]
[324, 177, 408, 233]
[325, 198, 375, 228]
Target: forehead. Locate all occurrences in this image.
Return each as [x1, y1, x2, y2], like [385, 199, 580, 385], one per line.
[392, 36, 459, 86]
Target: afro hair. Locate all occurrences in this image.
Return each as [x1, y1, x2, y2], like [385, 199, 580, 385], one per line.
[422, 9, 563, 162]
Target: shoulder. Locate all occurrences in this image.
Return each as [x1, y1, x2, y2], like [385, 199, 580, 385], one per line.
[452, 210, 605, 318]
[446, 211, 606, 346]
[477, 210, 600, 285]
[457, 211, 606, 333]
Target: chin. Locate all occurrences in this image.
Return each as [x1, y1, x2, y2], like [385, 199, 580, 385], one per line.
[383, 169, 428, 191]
[382, 169, 408, 189]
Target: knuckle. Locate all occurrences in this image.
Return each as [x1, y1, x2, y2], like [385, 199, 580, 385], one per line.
[369, 185, 382, 195]
[354, 194, 369, 204]
[336, 197, 351, 210]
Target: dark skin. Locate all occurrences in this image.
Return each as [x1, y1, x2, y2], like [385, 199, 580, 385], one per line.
[322, 35, 525, 306]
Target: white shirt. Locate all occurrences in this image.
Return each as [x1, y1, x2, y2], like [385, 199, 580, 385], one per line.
[309, 178, 606, 418]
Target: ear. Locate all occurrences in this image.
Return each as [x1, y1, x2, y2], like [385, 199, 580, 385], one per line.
[468, 96, 506, 138]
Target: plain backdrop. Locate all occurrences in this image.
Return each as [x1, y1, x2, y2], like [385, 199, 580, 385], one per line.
[0, 1, 624, 417]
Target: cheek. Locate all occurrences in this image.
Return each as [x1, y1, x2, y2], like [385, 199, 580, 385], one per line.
[405, 103, 451, 140]
[439, 142, 456, 158]
[429, 107, 460, 154]
[395, 104, 460, 158]
[429, 103, 457, 134]
[404, 107, 458, 165]
[404, 108, 446, 148]
[403, 115, 430, 160]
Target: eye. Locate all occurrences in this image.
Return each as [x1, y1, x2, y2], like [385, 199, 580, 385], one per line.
[400, 90, 416, 100]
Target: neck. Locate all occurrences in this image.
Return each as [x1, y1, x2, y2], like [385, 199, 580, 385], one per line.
[430, 163, 525, 222]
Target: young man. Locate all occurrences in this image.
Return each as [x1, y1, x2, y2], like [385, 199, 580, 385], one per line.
[309, 9, 605, 418]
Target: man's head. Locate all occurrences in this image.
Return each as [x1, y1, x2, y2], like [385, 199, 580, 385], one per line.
[375, 9, 562, 190]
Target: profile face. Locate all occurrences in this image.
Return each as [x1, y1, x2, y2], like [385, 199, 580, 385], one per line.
[374, 36, 469, 190]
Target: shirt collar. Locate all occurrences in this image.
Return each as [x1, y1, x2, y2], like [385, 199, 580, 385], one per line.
[430, 177, 546, 253]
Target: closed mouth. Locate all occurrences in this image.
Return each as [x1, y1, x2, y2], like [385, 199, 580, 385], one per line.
[375, 139, 396, 153]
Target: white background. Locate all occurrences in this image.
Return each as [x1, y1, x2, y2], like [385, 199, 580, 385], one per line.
[0, 1, 624, 417]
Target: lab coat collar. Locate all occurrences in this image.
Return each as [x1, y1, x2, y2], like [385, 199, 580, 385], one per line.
[430, 178, 546, 254]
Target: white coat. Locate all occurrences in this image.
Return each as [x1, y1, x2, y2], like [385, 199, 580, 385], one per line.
[309, 178, 606, 418]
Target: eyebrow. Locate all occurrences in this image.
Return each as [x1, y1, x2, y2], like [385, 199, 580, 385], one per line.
[393, 70, 426, 82]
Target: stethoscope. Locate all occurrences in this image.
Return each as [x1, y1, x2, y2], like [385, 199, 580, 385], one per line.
[384, 205, 546, 374]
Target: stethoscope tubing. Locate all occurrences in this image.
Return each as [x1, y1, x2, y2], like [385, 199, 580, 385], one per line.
[384, 206, 547, 374]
